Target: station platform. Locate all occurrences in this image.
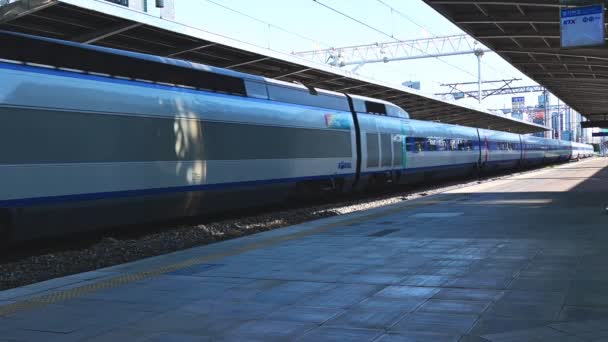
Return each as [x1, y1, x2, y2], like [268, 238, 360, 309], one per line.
[1, 158, 608, 342]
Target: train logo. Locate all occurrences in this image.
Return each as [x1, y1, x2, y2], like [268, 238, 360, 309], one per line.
[324, 113, 351, 130]
[338, 161, 352, 169]
[392, 134, 406, 142]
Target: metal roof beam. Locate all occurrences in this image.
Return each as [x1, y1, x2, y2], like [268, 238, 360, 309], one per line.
[164, 42, 217, 57]
[224, 57, 271, 69]
[478, 34, 559, 39]
[536, 76, 608, 82]
[499, 49, 608, 61]
[305, 76, 348, 87]
[29, 12, 95, 29]
[548, 81, 608, 86]
[378, 93, 413, 101]
[475, 3, 489, 16]
[512, 61, 608, 68]
[364, 88, 403, 98]
[334, 83, 374, 92]
[454, 11, 558, 24]
[410, 107, 466, 117]
[273, 68, 313, 79]
[3, 20, 66, 37]
[428, 1, 566, 7]
[530, 71, 608, 78]
[72, 21, 142, 44]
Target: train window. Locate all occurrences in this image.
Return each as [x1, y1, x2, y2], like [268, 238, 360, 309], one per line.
[405, 137, 414, 152]
[365, 101, 387, 115]
[385, 105, 410, 119]
[446, 139, 456, 151]
[428, 138, 437, 151]
[244, 80, 268, 99]
[457, 139, 468, 151]
[412, 137, 425, 152]
[267, 84, 349, 111]
[434, 139, 441, 151]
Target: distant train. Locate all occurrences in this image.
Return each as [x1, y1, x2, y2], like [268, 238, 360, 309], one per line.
[0, 31, 594, 242]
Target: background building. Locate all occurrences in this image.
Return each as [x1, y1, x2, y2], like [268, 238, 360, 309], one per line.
[104, 0, 174, 20]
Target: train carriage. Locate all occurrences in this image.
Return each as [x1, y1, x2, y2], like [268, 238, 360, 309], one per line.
[521, 135, 546, 166]
[404, 120, 480, 179]
[0, 30, 595, 242]
[348, 94, 410, 187]
[477, 128, 522, 171]
[557, 140, 572, 161]
[571, 142, 594, 159]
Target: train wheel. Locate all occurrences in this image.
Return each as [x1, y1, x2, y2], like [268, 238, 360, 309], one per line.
[477, 162, 485, 179]
[0, 211, 12, 246]
[0, 222, 9, 246]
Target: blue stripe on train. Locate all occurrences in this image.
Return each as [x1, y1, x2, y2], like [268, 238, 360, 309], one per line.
[0, 173, 357, 208]
[0, 159, 520, 208]
[3, 153, 567, 208]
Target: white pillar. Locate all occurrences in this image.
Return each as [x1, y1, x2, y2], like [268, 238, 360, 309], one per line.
[475, 49, 484, 104]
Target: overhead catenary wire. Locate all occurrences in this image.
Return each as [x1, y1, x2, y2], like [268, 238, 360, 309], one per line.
[312, 0, 477, 79]
[373, 0, 515, 80]
[200, 0, 437, 89]
[204, 0, 333, 49]
[375, 0, 435, 35]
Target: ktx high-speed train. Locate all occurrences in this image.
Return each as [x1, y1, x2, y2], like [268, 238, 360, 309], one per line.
[0, 31, 593, 242]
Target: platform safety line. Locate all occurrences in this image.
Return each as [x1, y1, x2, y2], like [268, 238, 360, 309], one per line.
[0, 196, 448, 317]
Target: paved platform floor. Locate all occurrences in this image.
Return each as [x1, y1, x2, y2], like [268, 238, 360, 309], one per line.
[1, 158, 608, 341]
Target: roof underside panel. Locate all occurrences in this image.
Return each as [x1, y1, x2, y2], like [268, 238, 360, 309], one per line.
[0, 0, 548, 133]
[424, 0, 608, 122]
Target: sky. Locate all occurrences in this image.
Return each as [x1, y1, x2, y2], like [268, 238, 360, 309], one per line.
[170, 0, 556, 111]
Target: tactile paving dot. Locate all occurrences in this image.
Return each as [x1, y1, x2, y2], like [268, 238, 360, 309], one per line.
[409, 212, 464, 218]
[368, 229, 400, 237]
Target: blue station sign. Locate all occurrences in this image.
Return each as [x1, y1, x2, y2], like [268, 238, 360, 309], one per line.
[561, 4, 605, 48]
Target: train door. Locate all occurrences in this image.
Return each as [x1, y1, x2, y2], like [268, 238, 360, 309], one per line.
[476, 130, 489, 168]
[391, 120, 409, 171]
[361, 117, 381, 172]
[356, 113, 387, 188]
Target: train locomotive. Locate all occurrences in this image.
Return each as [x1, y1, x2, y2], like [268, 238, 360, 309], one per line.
[0, 31, 594, 242]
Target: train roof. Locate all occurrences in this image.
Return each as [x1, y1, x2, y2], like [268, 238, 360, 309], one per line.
[0, 29, 263, 82]
[0, 29, 412, 116]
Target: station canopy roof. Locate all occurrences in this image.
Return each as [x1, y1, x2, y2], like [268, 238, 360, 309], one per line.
[0, 0, 547, 133]
[424, 0, 608, 123]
